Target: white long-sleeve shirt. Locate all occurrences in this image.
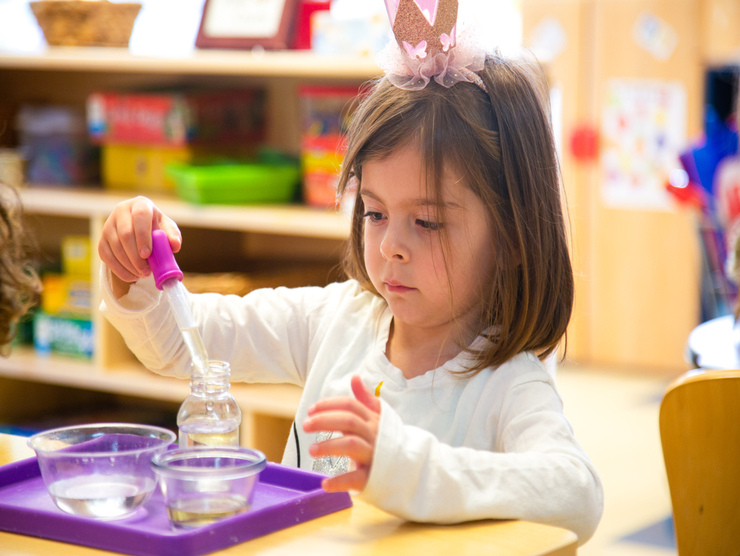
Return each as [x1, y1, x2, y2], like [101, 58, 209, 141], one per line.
[100, 268, 603, 543]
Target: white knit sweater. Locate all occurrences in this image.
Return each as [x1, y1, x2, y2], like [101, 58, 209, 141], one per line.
[100, 269, 603, 543]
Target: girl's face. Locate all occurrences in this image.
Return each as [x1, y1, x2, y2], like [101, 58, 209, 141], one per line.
[360, 144, 496, 341]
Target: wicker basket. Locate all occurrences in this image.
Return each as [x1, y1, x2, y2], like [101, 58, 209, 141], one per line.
[30, 1, 142, 47]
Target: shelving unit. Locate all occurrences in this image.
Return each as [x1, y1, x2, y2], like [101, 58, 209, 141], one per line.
[0, 47, 382, 79]
[18, 186, 350, 239]
[0, 47, 379, 461]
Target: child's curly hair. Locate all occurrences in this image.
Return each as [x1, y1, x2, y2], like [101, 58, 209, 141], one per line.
[0, 183, 40, 354]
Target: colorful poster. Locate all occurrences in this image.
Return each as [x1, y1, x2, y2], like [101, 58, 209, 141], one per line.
[601, 79, 687, 211]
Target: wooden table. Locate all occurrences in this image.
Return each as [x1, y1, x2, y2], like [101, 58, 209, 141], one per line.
[0, 433, 577, 555]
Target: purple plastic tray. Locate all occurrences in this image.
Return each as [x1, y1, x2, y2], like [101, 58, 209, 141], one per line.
[0, 454, 352, 555]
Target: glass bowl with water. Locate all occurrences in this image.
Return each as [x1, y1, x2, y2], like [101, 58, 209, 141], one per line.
[151, 446, 266, 528]
[27, 423, 176, 520]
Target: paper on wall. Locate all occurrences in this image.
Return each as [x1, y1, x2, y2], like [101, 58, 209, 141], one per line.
[601, 79, 687, 211]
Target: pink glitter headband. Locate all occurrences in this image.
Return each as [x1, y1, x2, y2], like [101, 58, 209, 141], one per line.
[378, 0, 487, 91]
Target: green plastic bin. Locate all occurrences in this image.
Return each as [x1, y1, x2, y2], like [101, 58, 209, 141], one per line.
[168, 161, 300, 205]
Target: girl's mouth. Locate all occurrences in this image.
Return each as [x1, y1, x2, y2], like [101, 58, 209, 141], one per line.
[385, 281, 414, 293]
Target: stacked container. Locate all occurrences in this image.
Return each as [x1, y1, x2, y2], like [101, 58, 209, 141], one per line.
[87, 89, 265, 194]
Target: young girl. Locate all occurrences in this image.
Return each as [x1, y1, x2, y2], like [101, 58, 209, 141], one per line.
[98, 4, 602, 544]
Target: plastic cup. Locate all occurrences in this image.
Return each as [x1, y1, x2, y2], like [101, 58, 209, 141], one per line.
[151, 446, 266, 528]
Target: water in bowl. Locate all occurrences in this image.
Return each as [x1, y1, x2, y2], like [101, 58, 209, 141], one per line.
[166, 493, 249, 528]
[48, 474, 156, 519]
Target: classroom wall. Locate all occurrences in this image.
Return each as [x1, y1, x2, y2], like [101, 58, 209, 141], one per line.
[523, 0, 736, 372]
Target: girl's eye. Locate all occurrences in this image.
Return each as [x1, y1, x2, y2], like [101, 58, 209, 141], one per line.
[362, 211, 384, 223]
[416, 219, 442, 231]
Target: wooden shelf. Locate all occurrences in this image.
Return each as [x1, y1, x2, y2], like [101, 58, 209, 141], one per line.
[0, 47, 382, 80]
[19, 186, 351, 240]
[0, 47, 356, 459]
[0, 347, 302, 460]
[0, 347, 302, 418]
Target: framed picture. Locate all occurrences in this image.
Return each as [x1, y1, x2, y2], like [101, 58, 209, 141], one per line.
[196, 0, 298, 50]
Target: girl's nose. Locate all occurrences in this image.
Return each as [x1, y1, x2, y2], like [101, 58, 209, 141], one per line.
[380, 221, 409, 261]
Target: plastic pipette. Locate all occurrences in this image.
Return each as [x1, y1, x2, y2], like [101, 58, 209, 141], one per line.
[148, 230, 209, 376]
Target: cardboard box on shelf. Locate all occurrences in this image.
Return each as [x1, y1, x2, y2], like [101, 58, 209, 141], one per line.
[41, 274, 92, 318]
[61, 236, 91, 277]
[34, 234, 94, 359]
[102, 144, 192, 193]
[87, 90, 266, 147]
[17, 105, 99, 186]
[299, 86, 359, 208]
[33, 311, 93, 359]
[300, 135, 345, 208]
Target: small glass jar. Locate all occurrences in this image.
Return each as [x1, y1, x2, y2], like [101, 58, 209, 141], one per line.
[177, 360, 242, 448]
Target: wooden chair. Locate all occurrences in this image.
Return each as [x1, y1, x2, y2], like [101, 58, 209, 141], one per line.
[659, 369, 740, 555]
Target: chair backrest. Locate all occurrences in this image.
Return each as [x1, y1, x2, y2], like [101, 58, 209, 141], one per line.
[659, 369, 740, 555]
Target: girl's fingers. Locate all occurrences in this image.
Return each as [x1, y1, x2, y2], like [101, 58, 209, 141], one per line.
[116, 222, 151, 277]
[303, 376, 381, 495]
[98, 240, 140, 282]
[308, 434, 373, 466]
[128, 197, 157, 258]
[100, 201, 148, 278]
[307, 396, 373, 421]
[303, 410, 372, 442]
[157, 215, 183, 254]
[98, 197, 183, 285]
[321, 468, 369, 493]
[308, 377, 381, 419]
[351, 375, 381, 414]
[100, 220, 146, 278]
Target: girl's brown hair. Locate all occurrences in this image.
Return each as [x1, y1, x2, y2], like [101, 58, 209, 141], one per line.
[0, 184, 40, 354]
[337, 52, 574, 374]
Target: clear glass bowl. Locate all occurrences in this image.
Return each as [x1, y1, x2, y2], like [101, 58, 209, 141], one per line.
[27, 423, 176, 520]
[151, 447, 266, 529]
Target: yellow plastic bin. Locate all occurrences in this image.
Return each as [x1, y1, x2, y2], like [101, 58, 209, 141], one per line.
[102, 144, 192, 193]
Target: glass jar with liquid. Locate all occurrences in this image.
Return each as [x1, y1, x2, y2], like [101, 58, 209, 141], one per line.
[177, 361, 241, 448]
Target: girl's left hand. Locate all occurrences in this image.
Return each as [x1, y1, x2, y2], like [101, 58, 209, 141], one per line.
[303, 375, 381, 492]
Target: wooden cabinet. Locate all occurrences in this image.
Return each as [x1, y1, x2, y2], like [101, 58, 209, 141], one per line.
[0, 48, 379, 460]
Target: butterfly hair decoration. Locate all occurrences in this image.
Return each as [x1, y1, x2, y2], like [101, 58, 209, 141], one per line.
[378, 0, 486, 91]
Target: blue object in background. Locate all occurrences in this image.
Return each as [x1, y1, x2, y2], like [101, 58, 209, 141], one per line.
[678, 95, 739, 322]
[0, 425, 38, 437]
[687, 105, 738, 197]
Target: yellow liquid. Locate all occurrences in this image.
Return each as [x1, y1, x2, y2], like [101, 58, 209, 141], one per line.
[167, 495, 248, 528]
[179, 424, 239, 447]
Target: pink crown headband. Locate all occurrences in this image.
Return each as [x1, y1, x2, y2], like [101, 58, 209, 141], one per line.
[378, 0, 487, 91]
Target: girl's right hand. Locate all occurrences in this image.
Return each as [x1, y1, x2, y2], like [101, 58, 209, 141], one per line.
[98, 196, 181, 296]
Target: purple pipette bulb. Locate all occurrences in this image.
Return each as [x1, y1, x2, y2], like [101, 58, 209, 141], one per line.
[149, 229, 183, 290]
